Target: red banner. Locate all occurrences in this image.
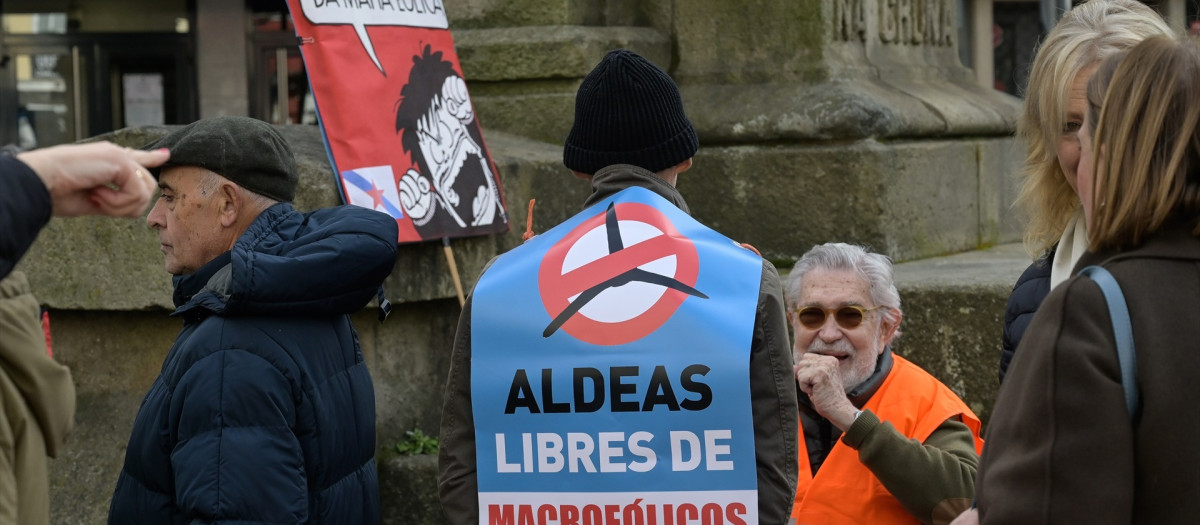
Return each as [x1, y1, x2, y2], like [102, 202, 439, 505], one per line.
[286, 0, 508, 243]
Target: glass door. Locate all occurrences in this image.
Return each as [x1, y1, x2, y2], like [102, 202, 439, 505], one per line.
[0, 33, 195, 148]
[8, 44, 88, 148]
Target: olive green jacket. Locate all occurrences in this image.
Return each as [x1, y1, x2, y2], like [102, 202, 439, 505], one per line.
[0, 271, 74, 525]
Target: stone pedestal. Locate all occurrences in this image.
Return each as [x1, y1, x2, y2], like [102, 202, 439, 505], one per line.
[451, 0, 1023, 262]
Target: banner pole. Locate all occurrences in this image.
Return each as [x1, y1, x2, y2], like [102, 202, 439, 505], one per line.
[442, 237, 466, 307]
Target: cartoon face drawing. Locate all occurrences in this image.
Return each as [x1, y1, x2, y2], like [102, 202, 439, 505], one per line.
[396, 45, 505, 235]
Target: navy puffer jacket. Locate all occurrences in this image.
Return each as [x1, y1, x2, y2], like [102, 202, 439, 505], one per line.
[1000, 251, 1052, 383]
[108, 203, 397, 524]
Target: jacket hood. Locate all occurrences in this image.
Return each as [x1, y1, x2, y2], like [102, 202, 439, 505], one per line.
[583, 164, 690, 214]
[173, 203, 398, 317]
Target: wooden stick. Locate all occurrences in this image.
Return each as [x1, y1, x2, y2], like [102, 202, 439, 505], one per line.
[442, 237, 466, 307]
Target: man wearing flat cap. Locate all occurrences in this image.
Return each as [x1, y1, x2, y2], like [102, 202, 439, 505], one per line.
[107, 116, 398, 524]
[438, 50, 798, 524]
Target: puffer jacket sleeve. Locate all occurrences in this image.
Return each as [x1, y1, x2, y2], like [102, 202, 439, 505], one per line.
[1000, 256, 1051, 383]
[751, 260, 799, 525]
[169, 349, 307, 524]
[0, 156, 52, 280]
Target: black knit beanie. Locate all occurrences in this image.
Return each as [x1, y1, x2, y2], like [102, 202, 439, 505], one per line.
[563, 49, 698, 175]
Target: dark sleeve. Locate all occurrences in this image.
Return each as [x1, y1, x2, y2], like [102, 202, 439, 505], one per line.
[437, 294, 479, 524]
[844, 411, 979, 525]
[978, 277, 1133, 525]
[169, 350, 307, 523]
[0, 155, 52, 280]
[751, 260, 800, 525]
[1000, 257, 1051, 382]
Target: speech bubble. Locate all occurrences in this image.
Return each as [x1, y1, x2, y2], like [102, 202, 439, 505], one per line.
[300, 0, 449, 75]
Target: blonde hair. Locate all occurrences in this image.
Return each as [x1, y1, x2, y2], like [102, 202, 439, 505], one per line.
[1085, 36, 1200, 251]
[1015, 0, 1172, 257]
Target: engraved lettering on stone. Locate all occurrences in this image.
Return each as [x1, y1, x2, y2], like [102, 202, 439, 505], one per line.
[833, 0, 867, 42]
[898, 0, 912, 44]
[851, 0, 954, 46]
[880, 0, 898, 43]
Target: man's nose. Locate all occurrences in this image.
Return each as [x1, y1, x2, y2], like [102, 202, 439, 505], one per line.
[818, 315, 844, 342]
[145, 199, 165, 230]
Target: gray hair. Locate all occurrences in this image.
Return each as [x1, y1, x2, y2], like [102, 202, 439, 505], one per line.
[784, 242, 902, 326]
[197, 170, 279, 212]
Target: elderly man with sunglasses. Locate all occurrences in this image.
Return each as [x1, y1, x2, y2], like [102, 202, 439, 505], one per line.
[784, 243, 984, 525]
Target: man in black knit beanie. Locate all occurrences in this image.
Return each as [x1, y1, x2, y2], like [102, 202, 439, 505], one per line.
[438, 49, 799, 525]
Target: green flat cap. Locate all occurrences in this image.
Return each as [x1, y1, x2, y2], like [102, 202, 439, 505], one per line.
[144, 116, 298, 202]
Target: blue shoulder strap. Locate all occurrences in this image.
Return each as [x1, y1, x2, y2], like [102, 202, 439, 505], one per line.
[1078, 265, 1139, 422]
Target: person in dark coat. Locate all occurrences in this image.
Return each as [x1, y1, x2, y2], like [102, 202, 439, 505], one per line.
[438, 50, 798, 524]
[977, 35, 1200, 523]
[106, 116, 397, 524]
[1000, 0, 1171, 382]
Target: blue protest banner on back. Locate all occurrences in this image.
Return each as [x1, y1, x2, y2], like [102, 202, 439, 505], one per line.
[472, 186, 762, 523]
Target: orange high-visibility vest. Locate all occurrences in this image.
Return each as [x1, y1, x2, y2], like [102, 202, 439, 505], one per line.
[791, 354, 984, 525]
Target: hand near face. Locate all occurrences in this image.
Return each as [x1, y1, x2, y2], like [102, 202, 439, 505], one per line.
[18, 141, 169, 218]
[795, 353, 860, 431]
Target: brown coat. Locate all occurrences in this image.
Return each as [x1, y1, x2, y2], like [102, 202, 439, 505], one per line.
[0, 272, 74, 525]
[977, 226, 1200, 524]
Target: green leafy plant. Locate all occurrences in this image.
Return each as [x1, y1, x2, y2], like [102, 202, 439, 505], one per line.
[395, 428, 439, 455]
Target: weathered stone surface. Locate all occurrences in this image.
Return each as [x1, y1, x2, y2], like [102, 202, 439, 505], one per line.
[445, 0, 579, 29]
[455, 26, 670, 81]
[667, 0, 1020, 140]
[458, 25, 670, 143]
[681, 137, 1021, 265]
[48, 392, 144, 525]
[979, 138, 1025, 245]
[891, 243, 1031, 425]
[379, 455, 447, 525]
[683, 79, 1019, 142]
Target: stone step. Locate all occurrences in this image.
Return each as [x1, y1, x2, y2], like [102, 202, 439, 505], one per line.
[890, 242, 1029, 423]
[455, 25, 671, 143]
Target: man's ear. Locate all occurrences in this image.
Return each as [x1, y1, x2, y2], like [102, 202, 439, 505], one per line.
[878, 309, 902, 351]
[217, 181, 242, 228]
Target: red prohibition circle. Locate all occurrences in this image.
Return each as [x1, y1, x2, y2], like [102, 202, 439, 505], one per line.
[538, 202, 700, 346]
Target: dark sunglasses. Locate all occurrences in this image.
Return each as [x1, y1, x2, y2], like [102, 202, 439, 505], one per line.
[794, 305, 885, 330]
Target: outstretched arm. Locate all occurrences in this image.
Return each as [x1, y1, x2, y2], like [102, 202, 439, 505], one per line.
[2, 142, 168, 278]
[17, 141, 166, 218]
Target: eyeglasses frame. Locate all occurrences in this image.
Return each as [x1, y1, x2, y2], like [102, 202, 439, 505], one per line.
[791, 304, 888, 330]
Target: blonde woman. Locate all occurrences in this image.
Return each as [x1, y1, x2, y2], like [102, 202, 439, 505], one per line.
[1000, 0, 1171, 381]
[979, 34, 1200, 523]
